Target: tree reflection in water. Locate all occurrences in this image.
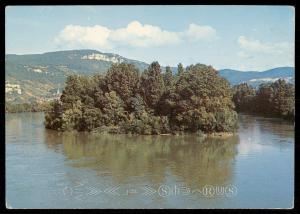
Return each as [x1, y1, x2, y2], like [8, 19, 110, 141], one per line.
[44, 131, 239, 189]
[238, 114, 294, 140]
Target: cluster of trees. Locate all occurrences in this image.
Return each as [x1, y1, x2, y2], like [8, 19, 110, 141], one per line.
[45, 62, 238, 134]
[233, 79, 294, 120]
[5, 101, 51, 113]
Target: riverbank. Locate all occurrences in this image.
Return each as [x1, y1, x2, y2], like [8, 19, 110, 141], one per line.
[55, 126, 236, 139]
[236, 111, 294, 122]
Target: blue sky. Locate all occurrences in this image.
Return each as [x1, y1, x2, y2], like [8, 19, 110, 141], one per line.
[5, 6, 294, 71]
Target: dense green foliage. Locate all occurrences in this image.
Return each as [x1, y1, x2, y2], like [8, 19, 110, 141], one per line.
[232, 83, 257, 112]
[233, 79, 294, 120]
[177, 63, 185, 76]
[5, 101, 52, 113]
[45, 62, 238, 134]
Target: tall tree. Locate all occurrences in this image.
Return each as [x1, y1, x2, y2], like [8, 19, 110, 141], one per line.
[163, 66, 174, 89]
[105, 63, 140, 110]
[177, 63, 184, 76]
[232, 83, 256, 112]
[232, 79, 294, 120]
[139, 62, 165, 110]
[102, 91, 127, 126]
[255, 83, 274, 114]
[170, 64, 237, 132]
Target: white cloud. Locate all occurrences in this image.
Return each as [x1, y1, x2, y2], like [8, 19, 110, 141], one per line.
[54, 21, 217, 50]
[237, 36, 293, 54]
[54, 25, 112, 49]
[110, 21, 181, 47]
[185, 23, 217, 41]
[234, 35, 294, 70]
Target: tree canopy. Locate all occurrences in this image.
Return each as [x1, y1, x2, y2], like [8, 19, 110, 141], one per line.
[45, 62, 238, 134]
[232, 80, 294, 120]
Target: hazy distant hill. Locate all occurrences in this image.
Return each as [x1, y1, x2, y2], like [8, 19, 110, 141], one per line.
[5, 50, 150, 103]
[5, 49, 294, 103]
[218, 67, 294, 87]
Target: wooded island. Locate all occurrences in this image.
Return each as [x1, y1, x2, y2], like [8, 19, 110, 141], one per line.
[44, 62, 238, 134]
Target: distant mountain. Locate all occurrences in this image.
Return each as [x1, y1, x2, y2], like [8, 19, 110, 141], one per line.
[218, 67, 294, 87]
[5, 49, 295, 103]
[5, 50, 150, 103]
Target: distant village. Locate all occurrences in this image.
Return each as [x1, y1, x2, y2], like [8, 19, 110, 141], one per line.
[5, 82, 22, 95]
[5, 81, 62, 103]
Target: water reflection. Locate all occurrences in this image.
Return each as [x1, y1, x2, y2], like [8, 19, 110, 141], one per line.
[44, 131, 239, 189]
[6, 113, 294, 208]
[238, 114, 294, 139]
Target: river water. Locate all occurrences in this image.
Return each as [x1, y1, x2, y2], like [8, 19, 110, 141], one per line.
[5, 113, 294, 208]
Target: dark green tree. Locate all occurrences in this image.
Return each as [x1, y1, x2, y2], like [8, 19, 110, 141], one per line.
[271, 79, 294, 118]
[105, 63, 140, 110]
[139, 62, 165, 110]
[45, 62, 243, 134]
[232, 79, 294, 120]
[102, 91, 128, 126]
[163, 66, 174, 89]
[169, 64, 237, 132]
[177, 63, 184, 76]
[45, 100, 63, 130]
[255, 83, 274, 114]
[79, 107, 103, 131]
[232, 83, 256, 112]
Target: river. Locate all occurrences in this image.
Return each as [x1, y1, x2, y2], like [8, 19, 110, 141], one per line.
[5, 113, 294, 208]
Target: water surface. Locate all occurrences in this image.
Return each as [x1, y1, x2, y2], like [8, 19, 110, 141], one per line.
[5, 113, 294, 208]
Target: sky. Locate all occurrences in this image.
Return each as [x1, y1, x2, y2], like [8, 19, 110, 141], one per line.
[5, 5, 295, 71]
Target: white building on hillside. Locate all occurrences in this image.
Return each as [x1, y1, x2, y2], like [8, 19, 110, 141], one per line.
[5, 83, 22, 94]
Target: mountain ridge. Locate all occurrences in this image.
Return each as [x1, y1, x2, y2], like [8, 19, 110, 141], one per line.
[218, 67, 294, 87]
[5, 49, 294, 103]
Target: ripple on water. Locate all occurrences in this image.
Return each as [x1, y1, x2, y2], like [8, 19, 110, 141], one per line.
[5, 112, 294, 208]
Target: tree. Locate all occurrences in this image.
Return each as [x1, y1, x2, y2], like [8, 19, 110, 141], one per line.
[255, 83, 274, 114]
[271, 79, 294, 118]
[169, 64, 237, 132]
[177, 63, 184, 76]
[232, 79, 294, 120]
[139, 62, 165, 110]
[60, 75, 85, 110]
[163, 66, 174, 89]
[45, 62, 242, 134]
[61, 100, 83, 131]
[45, 100, 63, 130]
[102, 91, 128, 126]
[79, 107, 103, 131]
[105, 63, 140, 110]
[232, 83, 256, 112]
[128, 94, 146, 117]
[92, 74, 107, 110]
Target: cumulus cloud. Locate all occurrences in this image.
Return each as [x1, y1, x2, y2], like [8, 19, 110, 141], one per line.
[185, 23, 217, 41]
[54, 21, 217, 50]
[234, 36, 294, 70]
[237, 36, 293, 54]
[110, 21, 181, 47]
[54, 25, 112, 49]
